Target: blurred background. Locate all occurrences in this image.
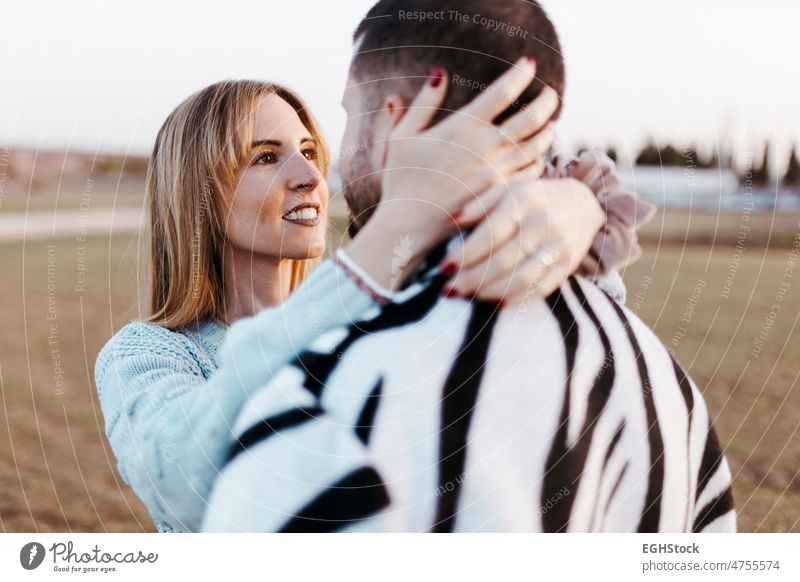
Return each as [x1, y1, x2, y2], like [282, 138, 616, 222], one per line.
[0, 0, 798, 532]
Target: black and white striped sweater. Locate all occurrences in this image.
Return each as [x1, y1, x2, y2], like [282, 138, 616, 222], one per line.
[202, 256, 736, 533]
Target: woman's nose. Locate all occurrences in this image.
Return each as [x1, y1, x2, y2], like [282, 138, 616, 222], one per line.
[287, 156, 321, 193]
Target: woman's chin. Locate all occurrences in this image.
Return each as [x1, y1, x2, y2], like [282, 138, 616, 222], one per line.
[285, 241, 326, 260]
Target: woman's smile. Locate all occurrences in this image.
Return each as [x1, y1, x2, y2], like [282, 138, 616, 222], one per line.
[282, 202, 321, 227]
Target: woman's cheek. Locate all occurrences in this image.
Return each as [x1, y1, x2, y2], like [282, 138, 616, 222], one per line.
[237, 181, 276, 224]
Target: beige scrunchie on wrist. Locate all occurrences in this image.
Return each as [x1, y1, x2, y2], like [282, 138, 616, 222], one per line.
[545, 149, 657, 277]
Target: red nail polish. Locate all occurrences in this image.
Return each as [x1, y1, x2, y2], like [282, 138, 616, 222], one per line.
[452, 209, 464, 221]
[443, 287, 460, 298]
[526, 56, 536, 65]
[429, 67, 444, 88]
[440, 262, 458, 278]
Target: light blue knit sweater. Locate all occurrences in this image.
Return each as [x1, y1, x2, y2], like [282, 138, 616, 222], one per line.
[95, 251, 627, 533]
[94, 260, 377, 533]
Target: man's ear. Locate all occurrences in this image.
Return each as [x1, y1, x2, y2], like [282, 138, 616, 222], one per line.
[383, 93, 408, 128]
[371, 93, 408, 169]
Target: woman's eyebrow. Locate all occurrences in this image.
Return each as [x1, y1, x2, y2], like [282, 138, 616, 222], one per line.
[251, 137, 314, 147]
[251, 139, 281, 148]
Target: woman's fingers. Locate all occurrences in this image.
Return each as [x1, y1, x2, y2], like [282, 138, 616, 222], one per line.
[393, 67, 450, 137]
[498, 123, 556, 172]
[508, 160, 547, 182]
[453, 151, 545, 211]
[442, 184, 538, 272]
[443, 241, 523, 299]
[525, 159, 546, 179]
[454, 56, 536, 124]
[495, 87, 559, 142]
[444, 223, 548, 298]
[505, 244, 571, 304]
[518, 259, 572, 301]
[450, 181, 508, 227]
[479, 241, 569, 303]
[442, 186, 549, 280]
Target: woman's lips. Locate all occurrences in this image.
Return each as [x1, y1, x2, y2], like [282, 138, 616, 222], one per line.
[282, 206, 320, 227]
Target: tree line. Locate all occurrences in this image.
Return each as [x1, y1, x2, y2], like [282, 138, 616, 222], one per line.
[614, 141, 800, 188]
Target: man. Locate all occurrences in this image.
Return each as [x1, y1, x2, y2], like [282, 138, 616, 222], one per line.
[202, 0, 735, 532]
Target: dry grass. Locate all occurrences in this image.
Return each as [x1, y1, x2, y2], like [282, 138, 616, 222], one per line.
[0, 207, 797, 532]
[622, 241, 800, 532]
[0, 232, 152, 532]
[0, 180, 146, 212]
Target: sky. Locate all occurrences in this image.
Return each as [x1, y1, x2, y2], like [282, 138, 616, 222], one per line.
[1, 0, 798, 170]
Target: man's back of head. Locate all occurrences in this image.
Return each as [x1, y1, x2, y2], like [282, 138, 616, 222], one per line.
[342, 0, 567, 230]
[351, 0, 565, 124]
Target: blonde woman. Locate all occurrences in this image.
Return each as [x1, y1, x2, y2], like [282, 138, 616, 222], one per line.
[95, 64, 644, 532]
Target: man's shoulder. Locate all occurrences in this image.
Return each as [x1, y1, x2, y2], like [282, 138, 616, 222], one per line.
[301, 274, 663, 379]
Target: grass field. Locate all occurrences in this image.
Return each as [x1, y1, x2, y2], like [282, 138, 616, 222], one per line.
[622, 242, 800, 532]
[0, 209, 798, 532]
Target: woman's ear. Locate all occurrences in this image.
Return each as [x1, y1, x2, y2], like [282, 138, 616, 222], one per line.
[371, 93, 408, 169]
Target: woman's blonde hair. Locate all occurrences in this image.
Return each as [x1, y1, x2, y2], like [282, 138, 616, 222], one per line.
[142, 80, 330, 330]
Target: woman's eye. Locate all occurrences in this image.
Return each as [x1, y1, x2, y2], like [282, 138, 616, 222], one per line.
[254, 151, 278, 165]
[302, 148, 318, 161]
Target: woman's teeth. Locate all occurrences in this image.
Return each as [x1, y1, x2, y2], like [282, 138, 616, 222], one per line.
[284, 207, 318, 220]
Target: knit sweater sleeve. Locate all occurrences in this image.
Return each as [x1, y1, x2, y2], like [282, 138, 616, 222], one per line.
[94, 259, 376, 532]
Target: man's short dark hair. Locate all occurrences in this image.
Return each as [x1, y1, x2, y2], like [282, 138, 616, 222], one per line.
[352, 0, 565, 126]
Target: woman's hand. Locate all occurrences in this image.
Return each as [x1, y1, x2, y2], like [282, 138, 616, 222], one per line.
[347, 57, 560, 293]
[439, 171, 605, 306]
[375, 56, 559, 252]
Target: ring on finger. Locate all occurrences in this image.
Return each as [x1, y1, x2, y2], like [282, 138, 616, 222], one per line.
[531, 245, 558, 267]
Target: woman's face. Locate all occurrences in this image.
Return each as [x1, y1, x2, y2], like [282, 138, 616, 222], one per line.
[225, 93, 328, 261]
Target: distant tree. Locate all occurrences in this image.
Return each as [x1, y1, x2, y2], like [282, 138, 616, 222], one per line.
[784, 145, 800, 188]
[635, 141, 710, 167]
[751, 143, 771, 186]
[659, 144, 683, 167]
[635, 141, 660, 166]
[681, 147, 700, 168]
